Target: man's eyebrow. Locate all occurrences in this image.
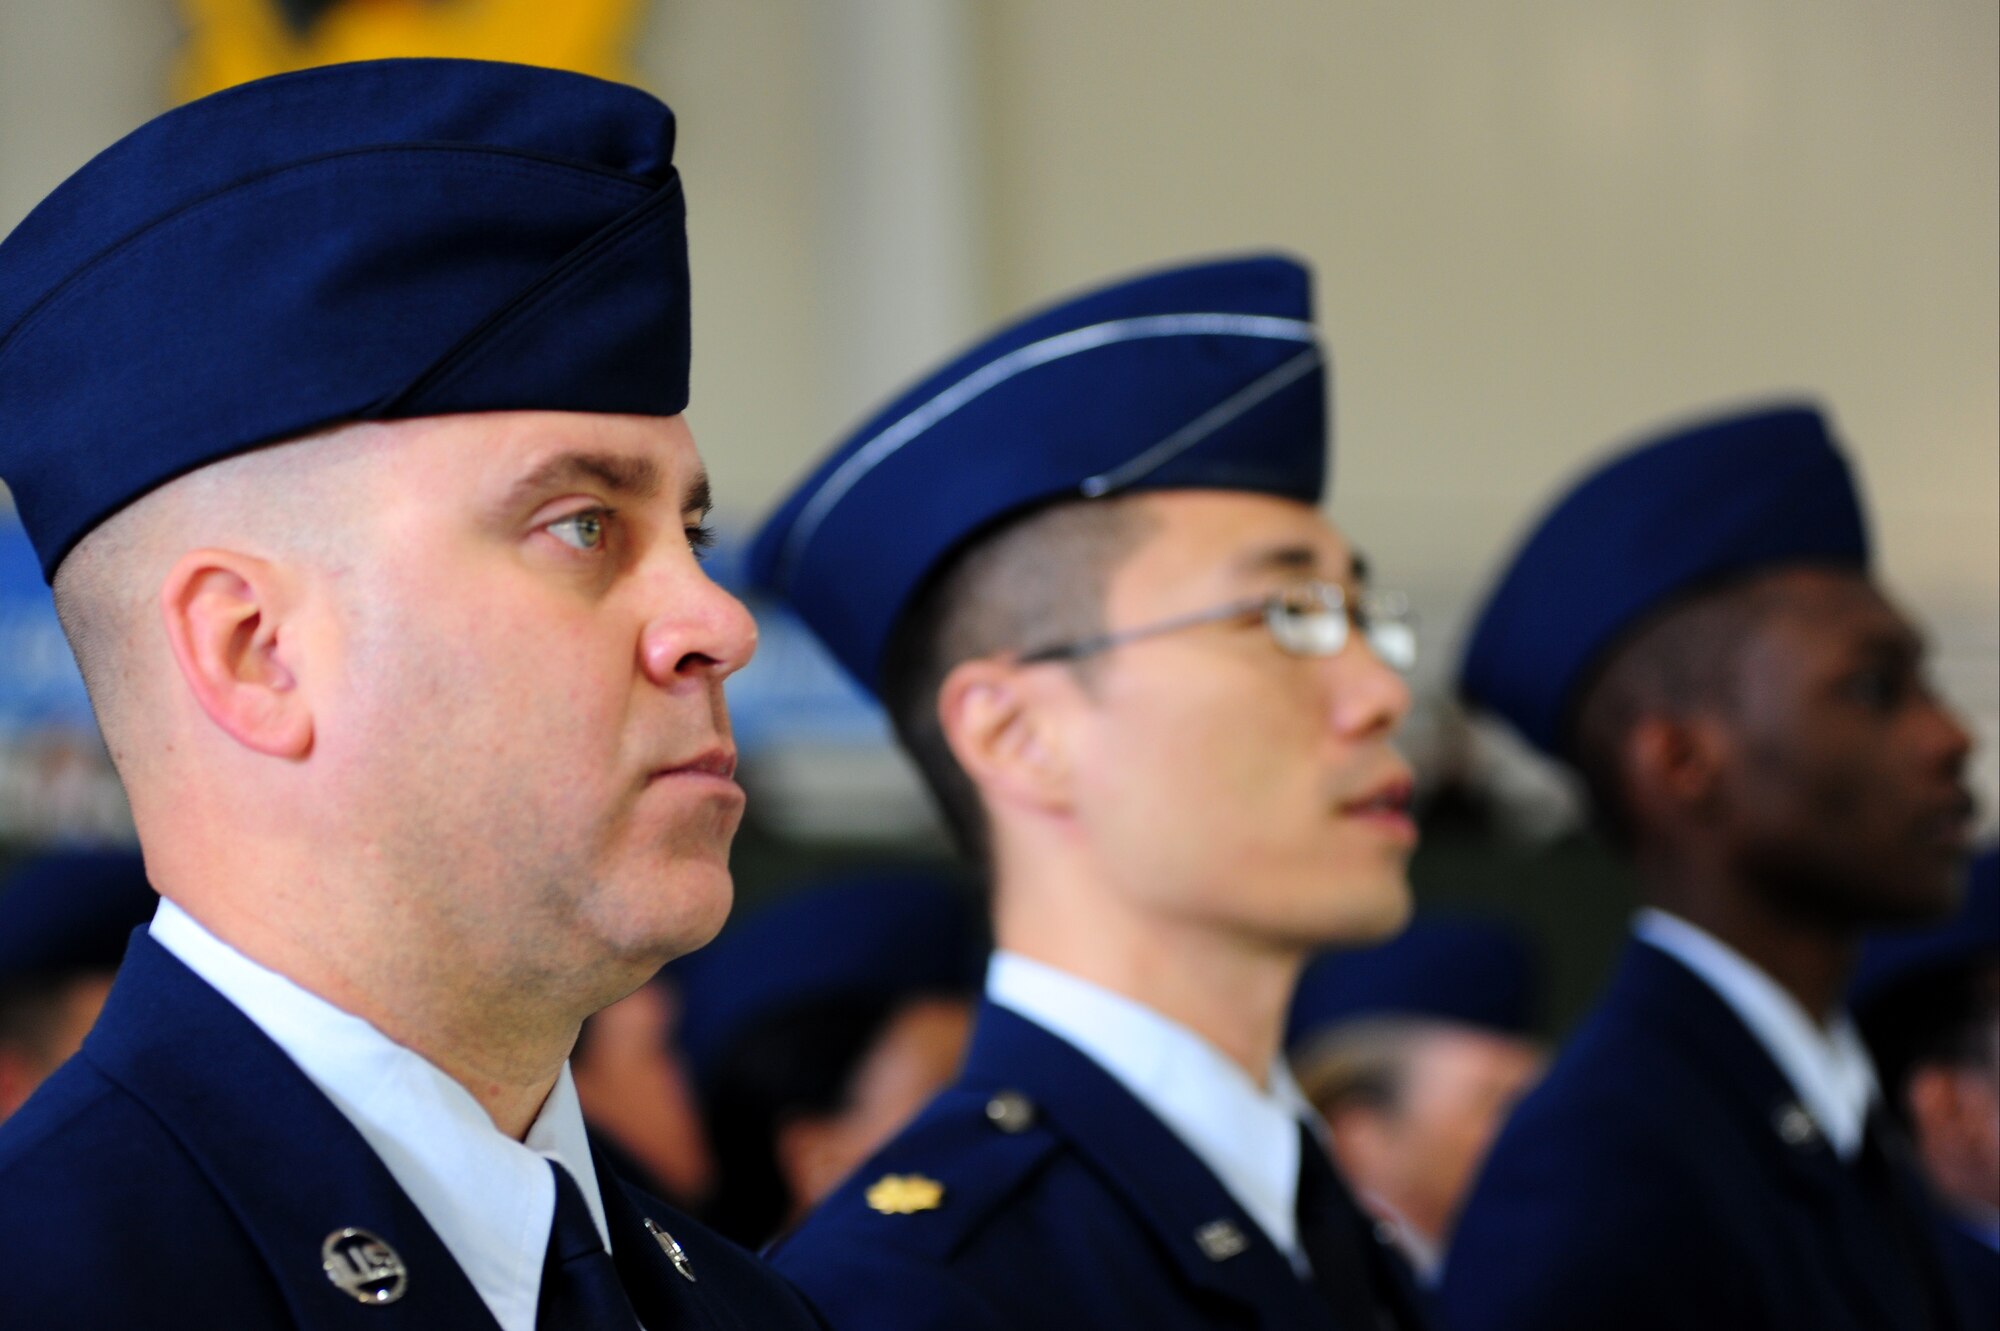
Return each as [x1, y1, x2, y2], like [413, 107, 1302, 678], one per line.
[683, 471, 712, 518]
[500, 450, 662, 513]
[1232, 541, 1363, 584]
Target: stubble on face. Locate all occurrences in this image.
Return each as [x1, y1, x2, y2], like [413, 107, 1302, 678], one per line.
[312, 413, 747, 1014]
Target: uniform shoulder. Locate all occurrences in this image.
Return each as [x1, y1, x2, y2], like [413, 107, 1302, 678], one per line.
[773, 1083, 1062, 1274]
[0, 1056, 288, 1325]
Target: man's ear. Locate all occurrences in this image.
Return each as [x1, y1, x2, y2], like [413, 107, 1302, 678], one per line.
[1623, 712, 1728, 827]
[158, 549, 313, 759]
[937, 657, 1074, 818]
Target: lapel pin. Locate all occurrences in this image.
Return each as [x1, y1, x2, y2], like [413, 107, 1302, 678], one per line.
[321, 1228, 408, 1305]
[865, 1174, 946, 1215]
[642, 1217, 697, 1282]
[1193, 1219, 1248, 1262]
[1772, 1101, 1822, 1149]
[984, 1090, 1037, 1135]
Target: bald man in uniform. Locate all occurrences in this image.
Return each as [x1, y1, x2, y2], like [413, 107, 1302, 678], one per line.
[0, 59, 822, 1330]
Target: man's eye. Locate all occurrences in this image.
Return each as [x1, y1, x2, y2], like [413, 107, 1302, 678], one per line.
[1841, 667, 1905, 712]
[547, 510, 610, 552]
[686, 522, 717, 561]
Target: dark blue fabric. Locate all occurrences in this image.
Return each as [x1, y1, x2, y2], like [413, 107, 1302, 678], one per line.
[0, 847, 155, 981]
[1440, 940, 1974, 1331]
[0, 58, 691, 580]
[1458, 402, 1868, 758]
[772, 1000, 1431, 1331]
[539, 1161, 638, 1330]
[1287, 914, 1541, 1047]
[748, 253, 1330, 693]
[671, 869, 986, 1087]
[1936, 1218, 2000, 1331]
[0, 931, 824, 1329]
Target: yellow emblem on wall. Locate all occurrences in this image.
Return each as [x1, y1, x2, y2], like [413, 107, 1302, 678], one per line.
[173, 0, 646, 103]
[865, 1174, 946, 1216]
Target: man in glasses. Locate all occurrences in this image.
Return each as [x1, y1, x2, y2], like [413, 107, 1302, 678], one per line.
[750, 254, 1432, 1329]
[1442, 404, 1978, 1331]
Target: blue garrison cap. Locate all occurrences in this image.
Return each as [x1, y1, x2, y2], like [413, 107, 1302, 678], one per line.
[1851, 845, 2000, 1012]
[0, 849, 155, 983]
[1459, 402, 1868, 759]
[1286, 915, 1542, 1047]
[749, 253, 1329, 693]
[673, 870, 986, 1086]
[0, 58, 689, 581]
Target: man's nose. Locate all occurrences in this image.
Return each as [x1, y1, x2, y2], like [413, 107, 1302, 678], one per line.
[639, 566, 760, 687]
[1328, 632, 1414, 740]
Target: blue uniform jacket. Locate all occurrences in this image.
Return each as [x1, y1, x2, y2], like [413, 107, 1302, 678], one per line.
[771, 1000, 1430, 1330]
[0, 930, 823, 1330]
[1937, 1218, 1999, 1330]
[1440, 940, 1974, 1331]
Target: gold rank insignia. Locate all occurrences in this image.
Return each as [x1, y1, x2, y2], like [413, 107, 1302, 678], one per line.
[865, 1174, 946, 1216]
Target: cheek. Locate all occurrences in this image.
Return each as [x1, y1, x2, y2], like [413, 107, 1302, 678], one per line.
[1085, 677, 1317, 857]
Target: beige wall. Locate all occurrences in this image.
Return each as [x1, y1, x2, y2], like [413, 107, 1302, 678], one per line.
[3, 0, 1996, 821]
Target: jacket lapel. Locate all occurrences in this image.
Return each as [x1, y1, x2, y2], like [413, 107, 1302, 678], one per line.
[1618, 941, 1963, 1330]
[959, 1002, 1335, 1328]
[81, 933, 502, 1330]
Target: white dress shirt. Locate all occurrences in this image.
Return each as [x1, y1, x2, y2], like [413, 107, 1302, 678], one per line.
[987, 950, 1318, 1271]
[1635, 907, 1879, 1159]
[152, 900, 613, 1331]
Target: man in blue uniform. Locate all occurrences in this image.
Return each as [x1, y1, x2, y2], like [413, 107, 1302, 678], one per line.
[0, 849, 156, 1121]
[751, 254, 1433, 1329]
[674, 871, 983, 1247]
[1286, 915, 1547, 1283]
[0, 59, 822, 1330]
[1442, 403, 1978, 1330]
[1854, 845, 2000, 1325]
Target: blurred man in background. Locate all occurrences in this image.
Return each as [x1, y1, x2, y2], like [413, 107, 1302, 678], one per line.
[570, 968, 719, 1213]
[0, 849, 155, 1121]
[674, 870, 983, 1247]
[751, 254, 1432, 1329]
[1287, 915, 1547, 1282]
[1444, 403, 1977, 1330]
[1854, 844, 2000, 1323]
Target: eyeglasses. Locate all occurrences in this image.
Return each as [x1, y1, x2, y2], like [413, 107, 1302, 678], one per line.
[1015, 579, 1417, 672]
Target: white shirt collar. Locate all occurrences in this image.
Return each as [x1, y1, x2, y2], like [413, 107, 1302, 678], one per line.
[151, 900, 609, 1331]
[1634, 907, 1879, 1159]
[1355, 1190, 1441, 1285]
[987, 951, 1313, 1270]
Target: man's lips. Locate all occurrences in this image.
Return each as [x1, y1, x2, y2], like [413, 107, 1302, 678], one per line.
[1922, 787, 1977, 849]
[651, 747, 739, 783]
[1339, 773, 1418, 846]
[1341, 773, 1415, 819]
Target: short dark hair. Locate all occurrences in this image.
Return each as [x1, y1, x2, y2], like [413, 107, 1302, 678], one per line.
[1861, 963, 2000, 1130]
[1567, 574, 1793, 848]
[878, 496, 1157, 862]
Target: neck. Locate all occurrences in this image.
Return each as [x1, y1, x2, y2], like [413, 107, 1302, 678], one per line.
[990, 854, 1301, 1085]
[1638, 849, 1857, 1024]
[165, 879, 578, 1140]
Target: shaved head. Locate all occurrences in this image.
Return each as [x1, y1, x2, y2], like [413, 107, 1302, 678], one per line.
[50, 422, 384, 779]
[880, 496, 1158, 859]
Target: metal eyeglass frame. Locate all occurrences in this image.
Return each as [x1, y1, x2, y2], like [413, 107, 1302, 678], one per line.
[1014, 579, 1417, 672]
